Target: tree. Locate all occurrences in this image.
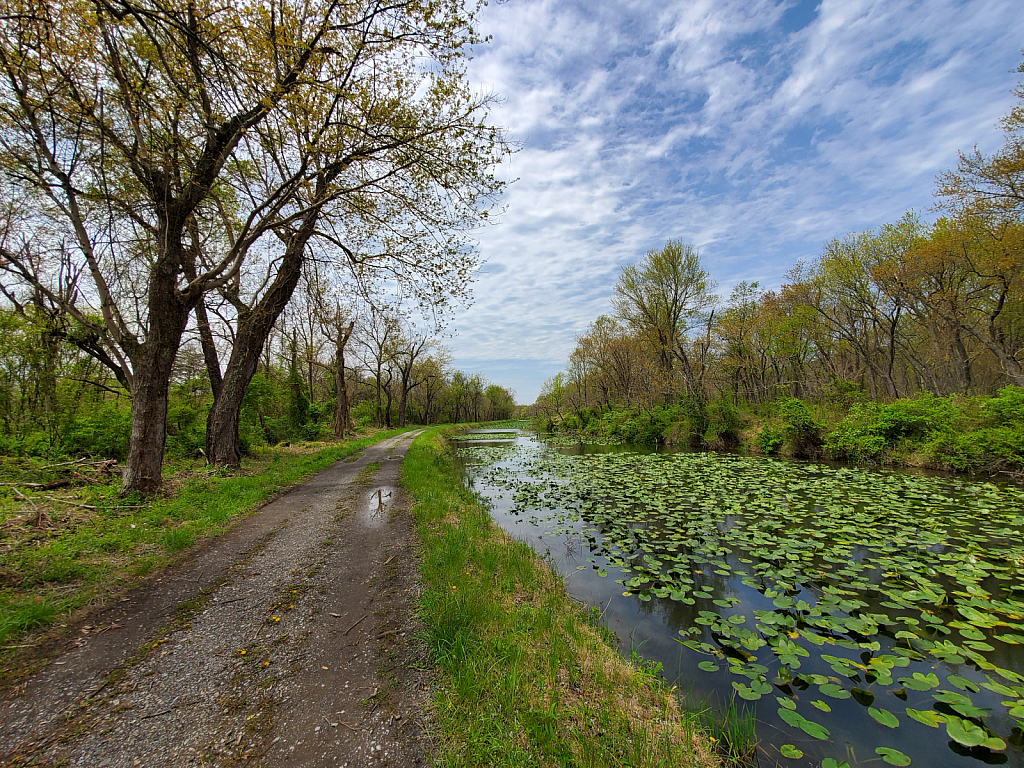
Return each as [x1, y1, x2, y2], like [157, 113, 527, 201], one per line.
[394, 332, 432, 428]
[612, 241, 717, 399]
[907, 218, 1024, 386]
[938, 55, 1024, 222]
[357, 305, 400, 427]
[411, 349, 450, 424]
[0, 0, 506, 488]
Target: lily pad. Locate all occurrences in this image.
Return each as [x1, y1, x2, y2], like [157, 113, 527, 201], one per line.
[779, 744, 803, 759]
[875, 746, 911, 766]
[868, 707, 899, 728]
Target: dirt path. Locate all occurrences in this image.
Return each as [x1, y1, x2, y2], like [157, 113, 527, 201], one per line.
[0, 430, 430, 767]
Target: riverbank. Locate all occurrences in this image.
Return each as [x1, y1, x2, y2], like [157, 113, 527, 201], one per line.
[0, 428, 411, 674]
[536, 386, 1024, 476]
[401, 426, 720, 767]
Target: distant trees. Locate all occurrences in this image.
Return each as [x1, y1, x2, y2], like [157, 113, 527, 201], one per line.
[0, 290, 517, 461]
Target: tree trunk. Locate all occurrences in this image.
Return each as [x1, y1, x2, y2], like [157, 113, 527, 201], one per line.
[333, 321, 354, 439]
[398, 384, 408, 428]
[121, 251, 192, 495]
[121, 311, 189, 495]
[383, 372, 394, 428]
[206, 240, 307, 465]
[122, 360, 171, 494]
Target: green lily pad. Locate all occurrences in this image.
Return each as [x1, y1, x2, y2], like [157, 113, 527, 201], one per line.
[945, 715, 1006, 750]
[819, 683, 851, 699]
[868, 707, 899, 728]
[777, 707, 830, 740]
[875, 746, 911, 766]
[905, 708, 944, 728]
[779, 744, 803, 759]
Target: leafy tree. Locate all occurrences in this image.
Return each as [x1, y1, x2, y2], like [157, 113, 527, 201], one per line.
[612, 240, 717, 399]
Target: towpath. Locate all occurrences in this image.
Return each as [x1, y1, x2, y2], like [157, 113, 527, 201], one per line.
[0, 430, 429, 767]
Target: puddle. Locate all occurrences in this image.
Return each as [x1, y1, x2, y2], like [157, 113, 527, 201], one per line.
[359, 486, 395, 528]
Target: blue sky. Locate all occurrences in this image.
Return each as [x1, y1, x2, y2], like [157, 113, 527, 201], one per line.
[446, 0, 1024, 403]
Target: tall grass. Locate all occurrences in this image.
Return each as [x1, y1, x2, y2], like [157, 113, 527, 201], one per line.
[402, 427, 719, 768]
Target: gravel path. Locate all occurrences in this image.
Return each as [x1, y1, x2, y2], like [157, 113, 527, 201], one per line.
[0, 431, 430, 767]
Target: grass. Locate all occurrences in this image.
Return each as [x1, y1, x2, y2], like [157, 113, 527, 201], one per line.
[0, 429, 411, 657]
[401, 426, 720, 768]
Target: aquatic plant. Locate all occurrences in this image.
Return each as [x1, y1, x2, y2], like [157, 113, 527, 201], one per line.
[460, 438, 1024, 766]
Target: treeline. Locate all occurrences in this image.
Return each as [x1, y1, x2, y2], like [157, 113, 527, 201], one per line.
[0, 279, 516, 463]
[533, 59, 1024, 472]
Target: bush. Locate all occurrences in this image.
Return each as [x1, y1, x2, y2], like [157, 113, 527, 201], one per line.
[704, 395, 743, 449]
[925, 426, 1024, 472]
[778, 397, 821, 458]
[983, 386, 1024, 426]
[618, 409, 672, 445]
[824, 424, 888, 463]
[824, 394, 961, 463]
[350, 399, 378, 427]
[61, 401, 131, 460]
[756, 424, 784, 455]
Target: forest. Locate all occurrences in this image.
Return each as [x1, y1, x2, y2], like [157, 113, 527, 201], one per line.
[532, 59, 1024, 473]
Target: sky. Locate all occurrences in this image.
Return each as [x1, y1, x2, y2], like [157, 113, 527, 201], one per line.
[444, 0, 1024, 404]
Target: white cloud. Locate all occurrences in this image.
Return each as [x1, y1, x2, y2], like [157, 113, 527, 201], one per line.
[447, 0, 1024, 402]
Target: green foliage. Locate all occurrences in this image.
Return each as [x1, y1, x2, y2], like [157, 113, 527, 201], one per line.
[351, 399, 378, 427]
[60, 400, 132, 460]
[756, 423, 784, 455]
[819, 389, 1024, 471]
[925, 425, 1024, 471]
[984, 385, 1024, 425]
[778, 397, 821, 458]
[703, 394, 743, 449]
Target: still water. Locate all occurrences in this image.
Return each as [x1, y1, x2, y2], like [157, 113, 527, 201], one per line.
[458, 429, 1024, 768]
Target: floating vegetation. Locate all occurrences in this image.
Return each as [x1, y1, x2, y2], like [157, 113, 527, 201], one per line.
[480, 419, 531, 430]
[459, 440, 1024, 767]
[540, 434, 624, 446]
[450, 432, 520, 441]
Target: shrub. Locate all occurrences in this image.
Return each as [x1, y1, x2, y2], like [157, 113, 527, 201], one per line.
[756, 424, 784, 455]
[704, 395, 743, 449]
[824, 394, 961, 463]
[925, 426, 1024, 472]
[983, 386, 1024, 426]
[61, 401, 131, 460]
[824, 424, 888, 463]
[778, 397, 821, 458]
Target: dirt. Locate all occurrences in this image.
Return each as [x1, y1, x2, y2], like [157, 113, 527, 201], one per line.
[0, 431, 431, 767]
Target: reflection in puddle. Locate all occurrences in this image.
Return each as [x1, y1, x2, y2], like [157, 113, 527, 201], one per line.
[360, 486, 394, 527]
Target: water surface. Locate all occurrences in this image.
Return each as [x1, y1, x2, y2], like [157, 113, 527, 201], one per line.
[459, 430, 1024, 768]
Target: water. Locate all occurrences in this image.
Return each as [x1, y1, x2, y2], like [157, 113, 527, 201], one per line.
[458, 429, 1024, 768]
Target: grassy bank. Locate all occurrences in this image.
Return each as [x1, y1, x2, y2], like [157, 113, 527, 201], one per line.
[401, 426, 718, 768]
[0, 429, 410, 651]
[539, 386, 1024, 475]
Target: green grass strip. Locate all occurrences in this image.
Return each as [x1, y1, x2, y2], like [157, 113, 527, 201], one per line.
[401, 426, 719, 768]
[0, 429, 411, 649]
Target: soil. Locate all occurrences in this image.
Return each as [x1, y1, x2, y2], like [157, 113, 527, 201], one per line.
[0, 430, 431, 767]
